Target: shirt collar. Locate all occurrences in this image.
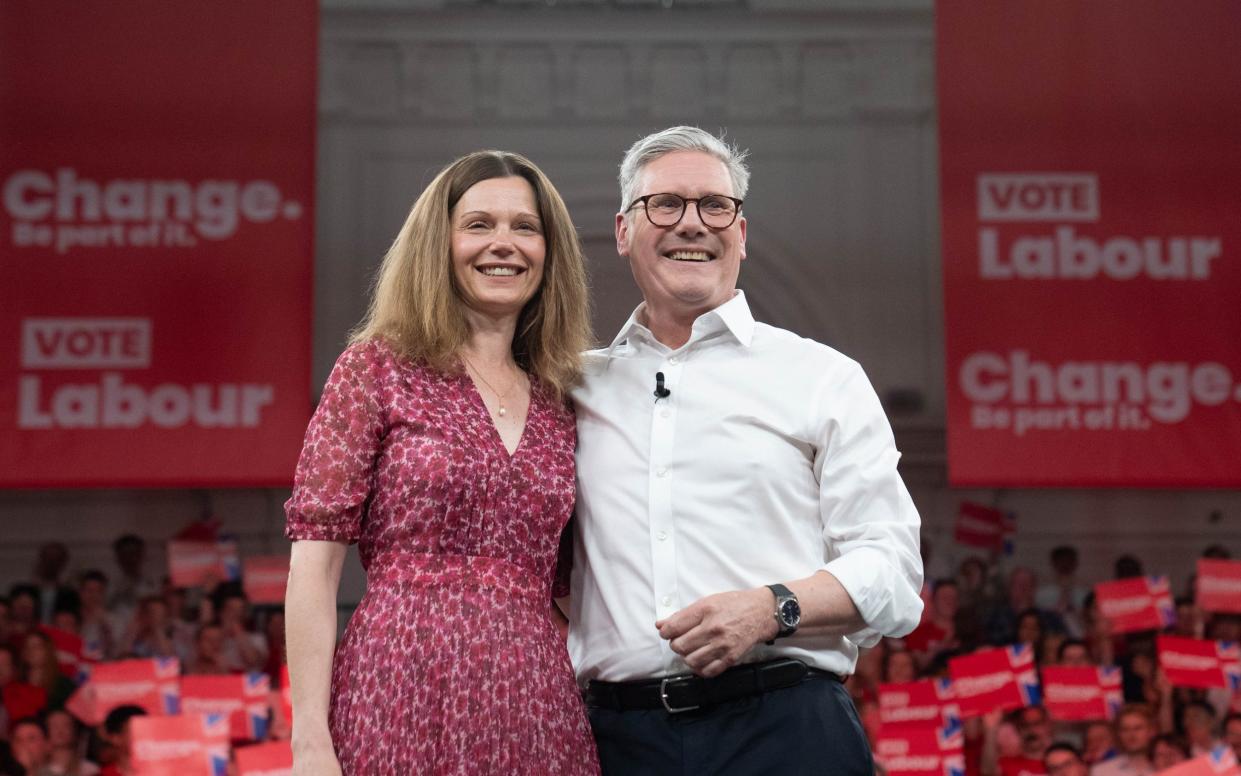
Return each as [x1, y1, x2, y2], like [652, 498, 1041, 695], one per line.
[606, 289, 755, 356]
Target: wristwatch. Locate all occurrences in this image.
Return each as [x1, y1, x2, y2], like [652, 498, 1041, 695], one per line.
[764, 583, 801, 644]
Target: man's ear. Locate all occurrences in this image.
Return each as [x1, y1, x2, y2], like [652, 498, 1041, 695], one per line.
[738, 215, 747, 261]
[615, 212, 630, 257]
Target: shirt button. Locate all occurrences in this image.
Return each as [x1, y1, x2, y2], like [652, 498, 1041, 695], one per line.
[656, 530, 668, 541]
[661, 595, 673, 606]
[656, 467, 668, 478]
[660, 409, 671, 419]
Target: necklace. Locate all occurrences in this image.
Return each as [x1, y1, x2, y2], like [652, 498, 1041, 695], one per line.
[462, 356, 521, 418]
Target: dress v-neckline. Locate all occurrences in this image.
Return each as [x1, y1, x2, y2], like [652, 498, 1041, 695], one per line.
[462, 371, 530, 459]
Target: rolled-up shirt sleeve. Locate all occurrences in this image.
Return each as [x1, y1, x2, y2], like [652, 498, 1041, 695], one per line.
[815, 361, 924, 645]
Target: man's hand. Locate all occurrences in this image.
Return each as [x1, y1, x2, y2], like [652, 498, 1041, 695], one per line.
[655, 588, 778, 678]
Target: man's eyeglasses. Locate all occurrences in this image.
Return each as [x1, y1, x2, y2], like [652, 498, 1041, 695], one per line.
[625, 193, 744, 229]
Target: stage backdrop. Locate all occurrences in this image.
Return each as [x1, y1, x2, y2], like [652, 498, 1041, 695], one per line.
[937, 2, 1241, 487]
[0, 3, 316, 487]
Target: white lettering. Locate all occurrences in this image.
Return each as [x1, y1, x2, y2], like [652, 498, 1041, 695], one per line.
[21, 318, 151, 369]
[960, 351, 1235, 424]
[17, 373, 274, 429]
[978, 227, 1221, 280]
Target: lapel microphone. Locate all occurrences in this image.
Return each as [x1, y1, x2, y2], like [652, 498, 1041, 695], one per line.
[653, 371, 671, 401]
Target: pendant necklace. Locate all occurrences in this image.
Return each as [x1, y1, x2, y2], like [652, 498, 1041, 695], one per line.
[462, 356, 520, 418]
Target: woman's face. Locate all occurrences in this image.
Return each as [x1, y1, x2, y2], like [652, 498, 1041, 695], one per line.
[450, 176, 546, 321]
[1017, 614, 1041, 645]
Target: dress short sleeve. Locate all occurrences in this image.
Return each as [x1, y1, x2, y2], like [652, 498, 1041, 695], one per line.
[284, 340, 387, 544]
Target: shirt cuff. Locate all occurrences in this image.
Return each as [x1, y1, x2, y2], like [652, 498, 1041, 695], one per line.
[823, 547, 923, 640]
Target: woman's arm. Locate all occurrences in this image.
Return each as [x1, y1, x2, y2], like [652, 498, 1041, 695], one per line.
[286, 539, 348, 776]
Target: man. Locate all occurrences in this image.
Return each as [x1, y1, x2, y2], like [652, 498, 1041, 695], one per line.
[1045, 743, 1090, 776]
[568, 126, 923, 774]
[1091, 704, 1156, 776]
[7, 717, 51, 776]
[31, 542, 74, 624]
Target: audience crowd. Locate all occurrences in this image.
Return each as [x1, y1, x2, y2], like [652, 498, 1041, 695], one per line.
[850, 541, 1241, 776]
[0, 536, 286, 776]
[0, 533, 1237, 775]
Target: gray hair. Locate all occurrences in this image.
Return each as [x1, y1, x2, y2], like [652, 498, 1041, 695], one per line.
[617, 126, 750, 213]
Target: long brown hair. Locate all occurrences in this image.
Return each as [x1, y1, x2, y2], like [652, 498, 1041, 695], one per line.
[351, 151, 591, 398]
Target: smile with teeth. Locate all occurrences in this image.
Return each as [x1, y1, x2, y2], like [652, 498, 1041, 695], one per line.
[666, 250, 712, 262]
[478, 266, 523, 276]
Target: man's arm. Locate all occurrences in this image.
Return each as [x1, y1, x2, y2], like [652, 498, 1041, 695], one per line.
[658, 360, 922, 677]
[656, 570, 863, 677]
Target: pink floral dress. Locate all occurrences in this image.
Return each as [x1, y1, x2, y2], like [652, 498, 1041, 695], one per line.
[285, 339, 598, 775]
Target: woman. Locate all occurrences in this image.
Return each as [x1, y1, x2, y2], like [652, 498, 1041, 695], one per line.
[21, 632, 76, 712]
[285, 151, 596, 774]
[43, 709, 100, 776]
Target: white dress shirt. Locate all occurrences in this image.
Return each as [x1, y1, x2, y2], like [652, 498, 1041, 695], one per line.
[568, 291, 924, 682]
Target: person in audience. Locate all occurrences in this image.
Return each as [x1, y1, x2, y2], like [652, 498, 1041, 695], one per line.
[96, 705, 146, 776]
[209, 584, 265, 673]
[105, 536, 157, 618]
[1180, 700, 1220, 756]
[261, 609, 286, 684]
[184, 624, 229, 675]
[1036, 545, 1089, 638]
[1113, 555, 1143, 580]
[47, 603, 80, 642]
[1001, 705, 1053, 776]
[1092, 703, 1156, 776]
[20, 632, 74, 712]
[957, 555, 993, 610]
[1171, 596, 1203, 639]
[1045, 743, 1089, 776]
[1057, 639, 1093, 667]
[1015, 608, 1045, 653]
[1079, 594, 1116, 666]
[116, 597, 185, 662]
[905, 579, 959, 667]
[1223, 713, 1241, 761]
[1148, 734, 1188, 771]
[0, 598, 11, 648]
[6, 588, 39, 650]
[44, 709, 99, 776]
[1082, 721, 1117, 765]
[883, 646, 917, 684]
[8, 717, 51, 776]
[31, 544, 74, 626]
[0, 645, 46, 734]
[986, 567, 1065, 646]
[74, 573, 113, 662]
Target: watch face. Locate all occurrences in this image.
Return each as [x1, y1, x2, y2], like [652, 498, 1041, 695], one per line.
[779, 598, 801, 627]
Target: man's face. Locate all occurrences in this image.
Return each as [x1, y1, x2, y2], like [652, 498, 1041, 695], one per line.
[11, 722, 49, 767]
[1116, 712, 1154, 755]
[1018, 707, 1052, 756]
[1060, 643, 1091, 666]
[616, 150, 746, 324]
[1045, 749, 1088, 776]
[80, 578, 106, 608]
[1224, 718, 1241, 756]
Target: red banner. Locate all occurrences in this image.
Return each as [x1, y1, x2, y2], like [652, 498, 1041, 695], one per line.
[953, 501, 1015, 553]
[938, 2, 1241, 486]
[948, 645, 1040, 718]
[1157, 636, 1241, 691]
[180, 673, 271, 742]
[1094, 576, 1175, 634]
[235, 741, 293, 776]
[67, 658, 181, 726]
[1040, 666, 1123, 722]
[878, 678, 960, 730]
[0, 2, 316, 487]
[874, 724, 966, 776]
[168, 539, 241, 588]
[243, 555, 291, 605]
[1197, 559, 1241, 614]
[130, 713, 229, 776]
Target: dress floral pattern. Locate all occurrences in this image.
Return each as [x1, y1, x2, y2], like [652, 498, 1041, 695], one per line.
[285, 338, 598, 775]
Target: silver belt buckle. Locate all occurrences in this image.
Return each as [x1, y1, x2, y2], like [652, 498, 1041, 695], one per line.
[659, 676, 700, 714]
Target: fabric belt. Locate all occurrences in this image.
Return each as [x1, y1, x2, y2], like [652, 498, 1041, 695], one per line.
[584, 658, 840, 714]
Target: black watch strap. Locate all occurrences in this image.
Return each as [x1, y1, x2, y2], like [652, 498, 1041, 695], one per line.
[765, 583, 800, 644]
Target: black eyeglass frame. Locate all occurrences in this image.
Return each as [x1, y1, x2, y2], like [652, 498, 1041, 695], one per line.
[624, 193, 745, 228]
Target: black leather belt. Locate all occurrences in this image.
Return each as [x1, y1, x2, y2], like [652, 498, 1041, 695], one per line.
[584, 658, 839, 714]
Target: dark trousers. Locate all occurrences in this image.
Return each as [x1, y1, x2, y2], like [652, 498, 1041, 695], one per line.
[587, 674, 874, 776]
